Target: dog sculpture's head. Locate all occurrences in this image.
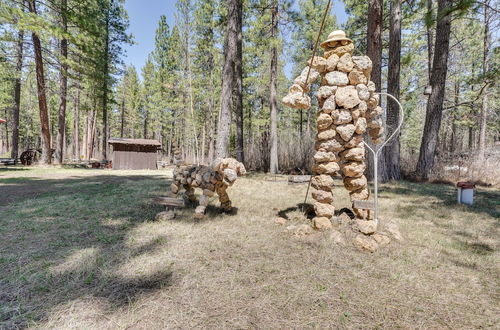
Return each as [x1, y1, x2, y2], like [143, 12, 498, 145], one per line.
[212, 158, 246, 186]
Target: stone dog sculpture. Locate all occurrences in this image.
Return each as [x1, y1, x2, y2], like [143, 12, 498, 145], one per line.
[282, 30, 384, 231]
[167, 143, 246, 219]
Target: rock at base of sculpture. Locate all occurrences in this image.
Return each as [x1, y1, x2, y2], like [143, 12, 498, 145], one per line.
[156, 210, 176, 221]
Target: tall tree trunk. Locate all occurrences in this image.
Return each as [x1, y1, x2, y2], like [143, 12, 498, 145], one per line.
[382, 0, 402, 181]
[269, 0, 279, 174]
[367, 0, 382, 91]
[120, 87, 125, 138]
[102, 2, 110, 160]
[415, 0, 453, 179]
[478, 0, 490, 160]
[366, 0, 383, 180]
[55, 0, 68, 164]
[426, 0, 435, 84]
[28, 0, 51, 164]
[74, 83, 80, 160]
[143, 109, 149, 139]
[215, 0, 237, 159]
[11, 17, 24, 160]
[450, 80, 459, 153]
[235, 0, 244, 163]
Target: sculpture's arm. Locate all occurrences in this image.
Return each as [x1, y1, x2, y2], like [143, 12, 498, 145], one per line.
[282, 61, 322, 110]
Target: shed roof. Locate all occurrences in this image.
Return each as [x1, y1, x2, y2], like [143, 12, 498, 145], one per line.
[108, 138, 161, 146]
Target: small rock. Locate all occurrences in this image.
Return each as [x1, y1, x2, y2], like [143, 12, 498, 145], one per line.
[353, 234, 378, 252]
[356, 84, 370, 101]
[312, 161, 340, 175]
[311, 189, 334, 203]
[330, 230, 346, 245]
[349, 70, 367, 85]
[344, 134, 363, 148]
[317, 113, 333, 130]
[314, 151, 337, 163]
[337, 53, 354, 72]
[332, 109, 352, 125]
[336, 124, 356, 142]
[340, 147, 365, 161]
[322, 95, 337, 113]
[338, 212, 352, 224]
[323, 71, 349, 86]
[344, 175, 368, 192]
[368, 106, 383, 119]
[156, 210, 175, 221]
[372, 233, 391, 246]
[367, 94, 380, 109]
[311, 174, 335, 190]
[315, 139, 344, 153]
[289, 84, 303, 94]
[355, 117, 367, 134]
[314, 202, 336, 218]
[313, 217, 333, 231]
[341, 161, 366, 178]
[307, 56, 328, 73]
[367, 81, 376, 92]
[317, 128, 337, 141]
[350, 188, 370, 201]
[295, 224, 313, 236]
[286, 225, 298, 231]
[356, 219, 378, 234]
[326, 54, 340, 71]
[385, 222, 403, 242]
[335, 86, 361, 109]
[193, 211, 205, 220]
[316, 86, 337, 100]
[275, 217, 288, 226]
[352, 56, 372, 73]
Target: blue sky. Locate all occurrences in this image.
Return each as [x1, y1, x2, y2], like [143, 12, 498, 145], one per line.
[123, 0, 348, 75]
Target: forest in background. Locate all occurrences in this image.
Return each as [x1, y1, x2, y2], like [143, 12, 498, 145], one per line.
[0, 0, 498, 182]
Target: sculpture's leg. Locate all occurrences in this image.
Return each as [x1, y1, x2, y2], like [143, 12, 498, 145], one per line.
[311, 126, 340, 229]
[193, 188, 213, 219]
[183, 184, 197, 202]
[216, 183, 232, 212]
[339, 140, 371, 220]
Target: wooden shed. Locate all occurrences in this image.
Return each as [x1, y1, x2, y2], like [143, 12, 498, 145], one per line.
[108, 138, 161, 170]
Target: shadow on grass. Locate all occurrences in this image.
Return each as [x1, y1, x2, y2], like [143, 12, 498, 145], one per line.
[382, 181, 500, 220]
[277, 203, 355, 221]
[0, 166, 30, 172]
[0, 173, 177, 327]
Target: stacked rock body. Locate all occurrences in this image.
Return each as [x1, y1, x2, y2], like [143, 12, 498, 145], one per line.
[283, 30, 384, 231]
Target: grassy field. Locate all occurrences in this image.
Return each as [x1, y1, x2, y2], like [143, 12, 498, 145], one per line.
[0, 166, 498, 329]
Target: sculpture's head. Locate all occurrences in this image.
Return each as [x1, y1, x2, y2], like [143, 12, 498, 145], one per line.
[320, 30, 354, 57]
[212, 158, 247, 186]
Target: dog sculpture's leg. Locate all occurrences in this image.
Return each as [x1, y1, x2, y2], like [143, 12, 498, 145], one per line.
[216, 183, 232, 212]
[183, 184, 197, 202]
[193, 188, 213, 219]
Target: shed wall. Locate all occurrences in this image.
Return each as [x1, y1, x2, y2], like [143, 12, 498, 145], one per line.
[112, 150, 158, 170]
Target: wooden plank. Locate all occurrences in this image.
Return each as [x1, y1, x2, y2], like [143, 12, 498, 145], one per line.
[353, 200, 375, 210]
[152, 197, 185, 207]
[288, 175, 312, 184]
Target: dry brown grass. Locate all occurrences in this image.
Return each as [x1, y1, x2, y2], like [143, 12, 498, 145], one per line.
[0, 166, 499, 329]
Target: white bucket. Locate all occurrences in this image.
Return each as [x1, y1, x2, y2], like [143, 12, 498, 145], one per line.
[457, 182, 474, 206]
[460, 188, 474, 206]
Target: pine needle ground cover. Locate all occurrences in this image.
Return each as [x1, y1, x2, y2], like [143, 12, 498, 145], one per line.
[0, 167, 498, 329]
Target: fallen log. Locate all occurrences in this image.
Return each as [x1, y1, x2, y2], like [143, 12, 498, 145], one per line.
[152, 197, 185, 207]
[288, 175, 312, 184]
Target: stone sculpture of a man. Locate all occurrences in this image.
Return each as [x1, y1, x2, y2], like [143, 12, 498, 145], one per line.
[283, 30, 384, 230]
